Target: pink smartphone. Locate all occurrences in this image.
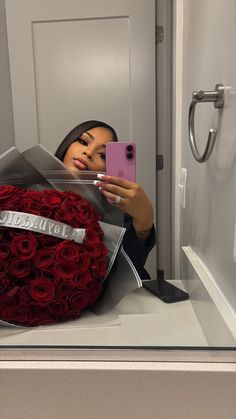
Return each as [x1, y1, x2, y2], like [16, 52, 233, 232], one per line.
[106, 142, 136, 182]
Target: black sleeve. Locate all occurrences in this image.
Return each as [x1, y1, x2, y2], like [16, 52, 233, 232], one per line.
[122, 214, 156, 279]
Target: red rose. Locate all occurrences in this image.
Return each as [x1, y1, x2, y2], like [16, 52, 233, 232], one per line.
[5, 287, 32, 325]
[71, 207, 97, 226]
[89, 257, 106, 280]
[76, 271, 92, 287]
[37, 235, 61, 248]
[22, 198, 44, 215]
[39, 206, 55, 218]
[76, 253, 90, 274]
[22, 201, 53, 218]
[28, 278, 55, 305]
[0, 276, 10, 294]
[9, 228, 25, 237]
[67, 287, 91, 312]
[0, 228, 5, 240]
[47, 299, 69, 319]
[62, 190, 82, 205]
[85, 227, 102, 245]
[27, 305, 53, 326]
[0, 243, 11, 259]
[41, 190, 63, 207]
[0, 185, 16, 201]
[16, 287, 30, 308]
[10, 258, 32, 279]
[0, 296, 18, 322]
[22, 189, 41, 200]
[2, 195, 25, 211]
[53, 207, 74, 225]
[42, 189, 64, 199]
[0, 285, 30, 324]
[87, 280, 103, 305]
[56, 278, 77, 298]
[34, 248, 56, 269]
[56, 261, 78, 280]
[83, 242, 101, 257]
[100, 243, 108, 257]
[11, 232, 37, 260]
[56, 241, 80, 263]
[40, 269, 57, 282]
[10, 305, 33, 326]
[90, 258, 107, 280]
[0, 260, 10, 276]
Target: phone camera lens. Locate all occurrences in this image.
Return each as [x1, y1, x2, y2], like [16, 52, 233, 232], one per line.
[127, 152, 133, 160]
[127, 145, 133, 152]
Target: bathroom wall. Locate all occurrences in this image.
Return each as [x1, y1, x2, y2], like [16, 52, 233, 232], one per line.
[177, 0, 236, 341]
[0, 0, 15, 154]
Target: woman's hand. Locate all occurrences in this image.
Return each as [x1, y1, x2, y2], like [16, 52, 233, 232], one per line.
[94, 174, 154, 240]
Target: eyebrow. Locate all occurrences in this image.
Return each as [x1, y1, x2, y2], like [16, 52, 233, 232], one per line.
[85, 131, 95, 140]
[83, 131, 107, 148]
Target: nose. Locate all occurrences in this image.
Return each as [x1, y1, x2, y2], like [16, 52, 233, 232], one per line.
[82, 150, 93, 160]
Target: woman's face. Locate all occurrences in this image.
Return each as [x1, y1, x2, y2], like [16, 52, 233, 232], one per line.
[63, 127, 114, 172]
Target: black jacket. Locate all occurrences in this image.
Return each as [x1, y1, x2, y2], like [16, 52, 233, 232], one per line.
[123, 214, 156, 279]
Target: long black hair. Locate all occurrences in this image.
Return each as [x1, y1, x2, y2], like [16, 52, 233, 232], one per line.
[55, 120, 118, 162]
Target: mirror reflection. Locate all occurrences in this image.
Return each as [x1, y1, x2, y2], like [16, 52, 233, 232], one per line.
[55, 120, 155, 280]
[0, 0, 235, 350]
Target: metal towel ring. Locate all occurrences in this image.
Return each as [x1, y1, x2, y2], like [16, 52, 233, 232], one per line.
[188, 83, 225, 163]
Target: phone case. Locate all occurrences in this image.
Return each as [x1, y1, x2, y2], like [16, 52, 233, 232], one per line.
[106, 142, 136, 182]
[143, 279, 189, 303]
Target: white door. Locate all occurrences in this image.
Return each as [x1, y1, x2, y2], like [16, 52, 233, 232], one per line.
[5, 0, 156, 276]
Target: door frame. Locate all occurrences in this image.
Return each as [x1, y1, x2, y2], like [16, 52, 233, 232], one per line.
[171, 0, 183, 278]
[156, 0, 174, 278]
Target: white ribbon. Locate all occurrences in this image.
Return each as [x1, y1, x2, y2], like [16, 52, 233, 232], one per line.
[0, 211, 85, 244]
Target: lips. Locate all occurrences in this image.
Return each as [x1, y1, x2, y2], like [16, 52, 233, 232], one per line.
[72, 158, 89, 170]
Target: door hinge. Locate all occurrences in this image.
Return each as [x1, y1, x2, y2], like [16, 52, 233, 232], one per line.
[155, 26, 164, 44]
[156, 155, 164, 171]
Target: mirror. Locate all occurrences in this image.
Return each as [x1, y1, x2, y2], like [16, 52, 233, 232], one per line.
[0, 0, 235, 350]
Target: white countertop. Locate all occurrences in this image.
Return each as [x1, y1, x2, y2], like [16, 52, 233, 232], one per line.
[0, 281, 208, 347]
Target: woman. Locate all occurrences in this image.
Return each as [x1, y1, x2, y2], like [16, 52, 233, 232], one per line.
[55, 120, 156, 279]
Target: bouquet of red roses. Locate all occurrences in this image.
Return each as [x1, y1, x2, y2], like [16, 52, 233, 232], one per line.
[0, 185, 108, 326]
